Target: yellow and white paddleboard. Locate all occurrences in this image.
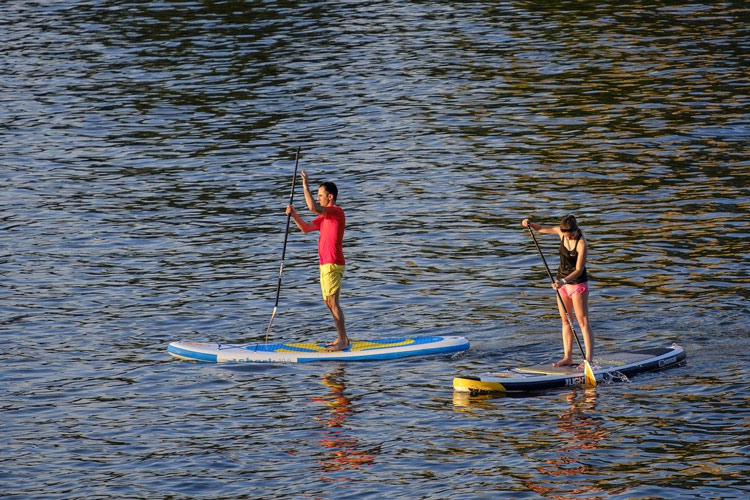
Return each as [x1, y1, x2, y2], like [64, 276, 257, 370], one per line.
[168, 335, 469, 363]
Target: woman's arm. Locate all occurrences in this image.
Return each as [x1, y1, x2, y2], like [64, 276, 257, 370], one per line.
[522, 218, 562, 236]
[571, 236, 587, 280]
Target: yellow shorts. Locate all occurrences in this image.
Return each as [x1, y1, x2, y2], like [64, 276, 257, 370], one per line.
[319, 264, 345, 298]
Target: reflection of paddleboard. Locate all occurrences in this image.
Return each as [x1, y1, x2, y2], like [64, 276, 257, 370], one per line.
[168, 335, 469, 363]
[454, 344, 686, 394]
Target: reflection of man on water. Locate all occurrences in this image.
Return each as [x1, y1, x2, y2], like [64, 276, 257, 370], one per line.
[312, 369, 379, 472]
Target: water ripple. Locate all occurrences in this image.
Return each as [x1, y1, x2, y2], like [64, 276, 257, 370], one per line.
[2, 1, 749, 498]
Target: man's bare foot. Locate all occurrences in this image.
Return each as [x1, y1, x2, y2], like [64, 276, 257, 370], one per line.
[577, 361, 592, 371]
[553, 358, 573, 367]
[324, 339, 347, 347]
[325, 339, 350, 352]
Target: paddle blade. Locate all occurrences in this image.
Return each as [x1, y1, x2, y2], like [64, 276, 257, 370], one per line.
[584, 360, 597, 387]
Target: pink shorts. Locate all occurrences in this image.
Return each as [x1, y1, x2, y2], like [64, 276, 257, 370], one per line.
[559, 282, 589, 299]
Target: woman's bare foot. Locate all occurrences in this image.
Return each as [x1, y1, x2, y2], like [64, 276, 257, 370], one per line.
[553, 357, 573, 367]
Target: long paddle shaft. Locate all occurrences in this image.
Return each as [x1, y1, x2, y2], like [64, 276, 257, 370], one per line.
[265, 147, 301, 341]
[526, 226, 588, 361]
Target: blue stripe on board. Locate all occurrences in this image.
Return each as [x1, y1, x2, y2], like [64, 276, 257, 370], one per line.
[365, 337, 408, 345]
[248, 336, 445, 353]
[365, 336, 443, 345]
[252, 344, 321, 353]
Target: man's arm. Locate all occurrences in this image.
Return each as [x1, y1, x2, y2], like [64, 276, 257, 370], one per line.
[301, 170, 323, 215]
[286, 205, 316, 233]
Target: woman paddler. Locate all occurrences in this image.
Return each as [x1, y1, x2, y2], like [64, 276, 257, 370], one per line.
[522, 215, 594, 368]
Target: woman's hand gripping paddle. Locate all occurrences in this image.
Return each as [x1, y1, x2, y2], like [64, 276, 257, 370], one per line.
[265, 147, 301, 342]
[526, 225, 596, 387]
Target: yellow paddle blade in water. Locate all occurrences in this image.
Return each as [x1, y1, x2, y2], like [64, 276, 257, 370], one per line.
[584, 360, 597, 387]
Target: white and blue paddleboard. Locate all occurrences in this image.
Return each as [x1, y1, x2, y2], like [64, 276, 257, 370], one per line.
[168, 335, 469, 363]
[454, 344, 686, 394]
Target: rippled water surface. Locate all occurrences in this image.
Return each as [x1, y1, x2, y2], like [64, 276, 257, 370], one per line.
[2, 1, 749, 498]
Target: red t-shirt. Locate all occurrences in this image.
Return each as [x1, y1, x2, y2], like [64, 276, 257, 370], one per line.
[312, 205, 345, 265]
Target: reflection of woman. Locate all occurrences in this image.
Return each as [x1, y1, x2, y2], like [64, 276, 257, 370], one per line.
[558, 389, 605, 449]
[526, 389, 608, 498]
[522, 215, 594, 368]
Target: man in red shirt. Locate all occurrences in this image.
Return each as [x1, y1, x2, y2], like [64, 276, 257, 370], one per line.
[286, 170, 348, 351]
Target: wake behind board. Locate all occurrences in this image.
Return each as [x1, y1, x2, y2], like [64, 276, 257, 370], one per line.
[168, 335, 469, 363]
[453, 344, 685, 394]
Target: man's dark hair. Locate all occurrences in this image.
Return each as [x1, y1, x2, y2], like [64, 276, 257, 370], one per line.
[321, 181, 338, 202]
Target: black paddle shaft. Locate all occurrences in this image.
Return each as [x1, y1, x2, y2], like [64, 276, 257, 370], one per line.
[272, 146, 301, 309]
[265, 147, 301, 342]
[526, 226, 586, 358]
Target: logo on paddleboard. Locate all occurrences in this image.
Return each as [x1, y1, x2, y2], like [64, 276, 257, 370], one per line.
[565, 376, 585, 387]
